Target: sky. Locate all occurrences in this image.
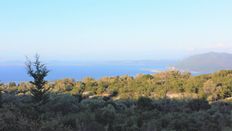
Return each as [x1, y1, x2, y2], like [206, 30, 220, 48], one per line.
[0, 0, 232, 61]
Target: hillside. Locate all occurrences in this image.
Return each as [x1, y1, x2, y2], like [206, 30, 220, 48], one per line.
[175, 52, 232, 73]
[1, 70, 232, 130]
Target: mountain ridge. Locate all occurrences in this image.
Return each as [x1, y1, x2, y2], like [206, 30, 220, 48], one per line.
[175, 52, 232, 73]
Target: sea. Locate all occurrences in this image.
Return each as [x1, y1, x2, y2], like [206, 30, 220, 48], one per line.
[0, 61, 172, 83]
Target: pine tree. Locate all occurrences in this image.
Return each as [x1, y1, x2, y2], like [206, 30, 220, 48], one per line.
[26, 54, 49, 104]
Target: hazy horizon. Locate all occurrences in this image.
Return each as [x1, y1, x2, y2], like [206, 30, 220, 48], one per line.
[0, 51, 230, 65]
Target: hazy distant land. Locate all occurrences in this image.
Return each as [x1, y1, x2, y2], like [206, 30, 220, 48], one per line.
[1, 52, 232, 83]
[175, 52, 232, 73]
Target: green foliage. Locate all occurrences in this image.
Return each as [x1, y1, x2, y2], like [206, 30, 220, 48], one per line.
[137, 97, 153, 110]
[0, 69, 232, 130]
[186, 99, 211, 111]
[0, 92, 232, 131]
[0, 89, 2, 108]
[26, 54, 49, 104]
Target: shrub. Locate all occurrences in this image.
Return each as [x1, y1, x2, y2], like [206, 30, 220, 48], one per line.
[187, 99, 211, 111]
[137, 97, 153, 110]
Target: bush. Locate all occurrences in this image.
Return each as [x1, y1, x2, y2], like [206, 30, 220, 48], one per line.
[187, 99, 211, 111]
[0, 90, 2, 108]
[137, 97, 153, 110]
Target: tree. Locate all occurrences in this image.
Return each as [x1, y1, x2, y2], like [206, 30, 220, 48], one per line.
[0, 82, 3, 107]
[203, 80, 218, 101]
[26, 54, 49, 104]
[0, 89, 2, 108]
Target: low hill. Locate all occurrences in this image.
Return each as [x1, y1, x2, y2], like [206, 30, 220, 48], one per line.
[175, 52, 232, 73]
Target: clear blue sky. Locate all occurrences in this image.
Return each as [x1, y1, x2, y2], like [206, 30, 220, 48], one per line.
[0, 0, 232, 61]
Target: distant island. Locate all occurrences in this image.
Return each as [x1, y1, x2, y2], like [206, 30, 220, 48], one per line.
[175, 52, 232, 73]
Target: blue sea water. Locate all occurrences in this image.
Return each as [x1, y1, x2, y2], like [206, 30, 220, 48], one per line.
[0, 64, 167, 83]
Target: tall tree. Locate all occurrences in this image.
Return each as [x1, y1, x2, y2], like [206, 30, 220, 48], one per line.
[26, 54, 49, 104]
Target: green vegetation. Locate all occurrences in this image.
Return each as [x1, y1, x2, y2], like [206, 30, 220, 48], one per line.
[0, 87, 2, 108]
[0, 58, 232, 130]
[26, 54, 49, 104]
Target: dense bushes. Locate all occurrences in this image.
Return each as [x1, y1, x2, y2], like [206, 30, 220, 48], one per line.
[137, 97, 153, 110]
[47, 70, 232, 101]
[0, 93, 231, 131]
[0, 70, 232, 130]
[2, 70, 232, 102]
[1, 70, 231, 103]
